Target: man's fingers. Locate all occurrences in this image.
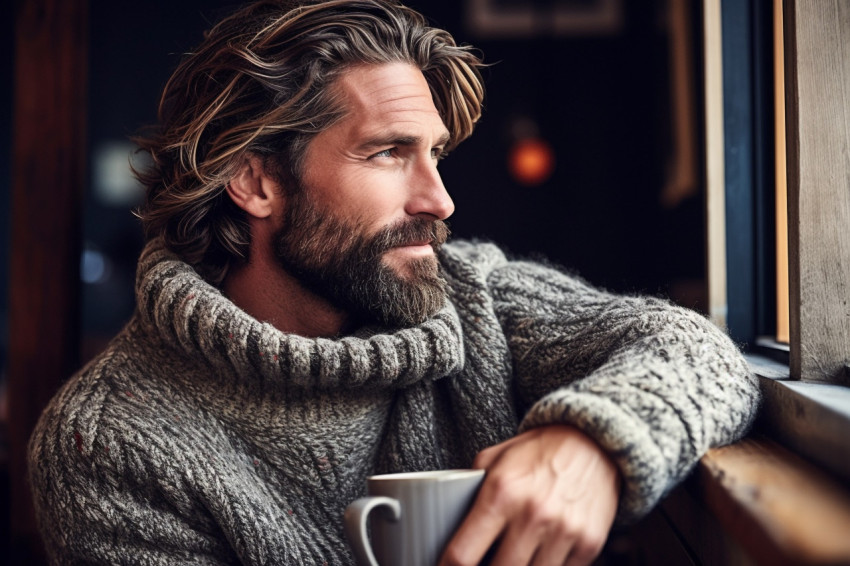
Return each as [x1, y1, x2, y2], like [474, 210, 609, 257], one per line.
[489, 488, 580, 566]
[438, 497, 506, 566]
[486, 521, 546, 566]
[451, 426, 619, 566]
[530, 534, 576, 566]
[562, 526, 608, 566]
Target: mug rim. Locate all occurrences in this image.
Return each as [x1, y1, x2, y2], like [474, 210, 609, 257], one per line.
[368, 469, 484, 482]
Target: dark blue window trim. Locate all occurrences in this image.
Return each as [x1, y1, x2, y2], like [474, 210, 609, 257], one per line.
[721, 0, 776, 348]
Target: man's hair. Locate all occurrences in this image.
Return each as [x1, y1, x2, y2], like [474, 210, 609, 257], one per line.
[134, 0, 485, 284]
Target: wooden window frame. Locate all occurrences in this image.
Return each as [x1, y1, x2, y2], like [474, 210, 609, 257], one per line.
[753, 0, 850, 482]
[751, 0, 850, 486]
[706, 0, 850, 448]
[694, 0, 850, 562]
[783, 0, 850, 386]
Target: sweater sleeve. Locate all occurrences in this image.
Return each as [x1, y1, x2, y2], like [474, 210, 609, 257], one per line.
[479, 248, 760, 521]
[27, 374, 239, 565]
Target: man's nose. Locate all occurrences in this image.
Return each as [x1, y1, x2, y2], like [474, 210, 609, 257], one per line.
[405, 160, 455, 220]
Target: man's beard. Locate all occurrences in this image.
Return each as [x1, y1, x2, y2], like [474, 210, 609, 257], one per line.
[272, 189, 450, 329]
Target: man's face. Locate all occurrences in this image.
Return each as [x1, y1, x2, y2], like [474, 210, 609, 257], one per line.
[273, 63, 455, 328]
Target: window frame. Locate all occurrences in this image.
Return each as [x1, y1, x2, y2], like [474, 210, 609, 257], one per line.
[783, 0, 850, 386]
[706, 0, 850, 482]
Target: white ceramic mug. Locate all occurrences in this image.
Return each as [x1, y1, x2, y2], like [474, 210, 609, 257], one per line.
[344, 469, 485, 566]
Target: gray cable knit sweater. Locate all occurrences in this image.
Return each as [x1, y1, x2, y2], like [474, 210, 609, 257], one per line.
[29, 239, 759, 565]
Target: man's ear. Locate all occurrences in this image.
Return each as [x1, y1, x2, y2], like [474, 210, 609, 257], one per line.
[226, 155, 283, 219]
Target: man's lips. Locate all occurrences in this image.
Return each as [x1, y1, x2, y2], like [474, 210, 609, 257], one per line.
[386, 240, 435, 256]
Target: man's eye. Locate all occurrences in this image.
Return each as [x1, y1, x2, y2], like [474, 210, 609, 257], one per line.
[372, 148, 394, 159]
[432, 148, 448, 160]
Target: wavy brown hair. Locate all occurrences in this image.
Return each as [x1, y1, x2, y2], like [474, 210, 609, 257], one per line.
[134, 0, 485, 284]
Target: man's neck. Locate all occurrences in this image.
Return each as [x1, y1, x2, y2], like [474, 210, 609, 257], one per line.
[222, 251, 350, 339]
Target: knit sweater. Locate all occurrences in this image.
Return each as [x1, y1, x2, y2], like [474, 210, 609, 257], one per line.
[29, 239, 760, 565]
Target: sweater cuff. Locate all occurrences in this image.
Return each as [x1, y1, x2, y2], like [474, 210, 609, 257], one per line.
[518, 388, 674, 522]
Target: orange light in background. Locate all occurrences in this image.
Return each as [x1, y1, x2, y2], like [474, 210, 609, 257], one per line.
[508, 138, 555, 186]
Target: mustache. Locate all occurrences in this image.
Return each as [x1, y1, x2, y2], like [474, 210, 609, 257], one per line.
[370, 218, 451, 254]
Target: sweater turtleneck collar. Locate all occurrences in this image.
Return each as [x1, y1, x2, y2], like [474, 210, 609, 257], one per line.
[134, 239, 466, 391]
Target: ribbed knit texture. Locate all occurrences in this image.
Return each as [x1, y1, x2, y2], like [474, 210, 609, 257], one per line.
[29, 239, 759, 565]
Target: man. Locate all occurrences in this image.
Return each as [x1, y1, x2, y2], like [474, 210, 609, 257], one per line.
[28, 1, 760, 564]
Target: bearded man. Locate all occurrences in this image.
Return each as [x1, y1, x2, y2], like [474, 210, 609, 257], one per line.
[28, 1, 760, 564]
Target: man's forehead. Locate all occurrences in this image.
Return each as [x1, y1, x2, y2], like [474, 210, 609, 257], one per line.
[334, 63, 442, 119]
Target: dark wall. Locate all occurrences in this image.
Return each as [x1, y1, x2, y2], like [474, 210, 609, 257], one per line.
[1, 0, 14, 555]
[1, 0, 14, 373]
[81, 0, 705, 349]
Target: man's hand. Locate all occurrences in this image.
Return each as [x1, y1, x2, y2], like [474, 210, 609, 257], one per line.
[439, 425, 620, 566]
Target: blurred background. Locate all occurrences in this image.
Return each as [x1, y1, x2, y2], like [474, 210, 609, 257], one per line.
[2, 0, 708, 562]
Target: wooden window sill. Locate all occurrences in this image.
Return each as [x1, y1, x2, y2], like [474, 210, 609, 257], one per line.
[641, 435, 850, 566]
[643, 355, 850, 566]
[695, 435, 850, 565]
[748, 353, 850, 485]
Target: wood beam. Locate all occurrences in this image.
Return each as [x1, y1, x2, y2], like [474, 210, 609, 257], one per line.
[9, 0, 88, 561]
[784, 0, 850, 383]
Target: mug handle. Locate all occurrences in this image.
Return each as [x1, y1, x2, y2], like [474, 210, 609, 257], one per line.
[344, 496, 402, 566]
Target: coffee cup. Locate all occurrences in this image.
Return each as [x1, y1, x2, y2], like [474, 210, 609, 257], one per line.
[344, 469, 485, 566]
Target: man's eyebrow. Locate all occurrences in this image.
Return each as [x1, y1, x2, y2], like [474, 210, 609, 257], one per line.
[357, 131, 451, 151]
